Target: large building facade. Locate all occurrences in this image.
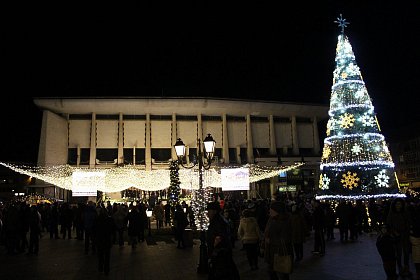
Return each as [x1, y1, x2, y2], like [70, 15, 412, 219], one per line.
[33, 97, 328, 200]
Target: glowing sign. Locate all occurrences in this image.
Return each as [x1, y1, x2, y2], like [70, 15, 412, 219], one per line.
[221, 168, 249, 191]
[72, 171, 104, 196]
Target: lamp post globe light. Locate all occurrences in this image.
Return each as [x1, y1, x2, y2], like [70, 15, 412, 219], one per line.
[174, 133, 215, 274]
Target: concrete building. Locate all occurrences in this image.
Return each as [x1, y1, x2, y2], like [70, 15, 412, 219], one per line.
[33, 97, 328, 200]
[391, 135, 420, 192]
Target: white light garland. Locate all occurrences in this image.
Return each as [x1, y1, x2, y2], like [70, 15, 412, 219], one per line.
[316, 193, 406, 200]
[0, 162, 303, 193]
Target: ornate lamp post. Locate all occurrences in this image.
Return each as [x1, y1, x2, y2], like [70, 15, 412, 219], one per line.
[174, 133, 216, 274]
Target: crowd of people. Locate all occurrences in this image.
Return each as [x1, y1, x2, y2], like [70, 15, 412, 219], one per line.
[0, 192, 419, 279]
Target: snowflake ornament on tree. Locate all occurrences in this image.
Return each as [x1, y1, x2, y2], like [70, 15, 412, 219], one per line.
[341, 171, 360, 190]
[375, 170, 390, 188]
[319, 174, 330, 190]
[351, 144, 363, 155]
[339, 113, 355, 128]
[359, 113, 376, 127]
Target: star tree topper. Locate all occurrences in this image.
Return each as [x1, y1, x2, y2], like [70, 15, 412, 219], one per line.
[334, 14, 350, 34]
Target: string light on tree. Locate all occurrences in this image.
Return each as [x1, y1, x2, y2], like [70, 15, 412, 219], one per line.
[316, 15, 404, 200]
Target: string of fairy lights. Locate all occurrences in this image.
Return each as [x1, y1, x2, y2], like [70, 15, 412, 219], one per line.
[0, 161, 303, 193]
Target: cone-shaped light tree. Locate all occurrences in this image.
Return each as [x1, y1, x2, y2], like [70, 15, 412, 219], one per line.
[316, 15, 405, 200]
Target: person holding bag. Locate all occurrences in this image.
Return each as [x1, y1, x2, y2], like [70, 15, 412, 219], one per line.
[263, 200, 293, 280]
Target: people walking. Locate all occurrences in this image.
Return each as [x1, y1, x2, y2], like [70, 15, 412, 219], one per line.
[126, 205, 142, 249]
[290, 204, 306, 261]
[112, 204, 128, 247]
[28, 205, 42, 256]
[206, 201, 240, 280]
[173, 204, 188, 249]
[263, 201, 293, 280]
[238, 209, 262, 270]
[311, 200, 325, 256]
[84, 201, 98, 254]
[95, 207, 115, 275]
[387, 198, 412, 277]
[153, 201, 164, 230]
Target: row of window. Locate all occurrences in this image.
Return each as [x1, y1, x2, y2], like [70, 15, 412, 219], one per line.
[68, 114, 311, 123]
[67, 147, 316, 165]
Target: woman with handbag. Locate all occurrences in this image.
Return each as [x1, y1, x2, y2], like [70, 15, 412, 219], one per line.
[263, 201, 293, 280]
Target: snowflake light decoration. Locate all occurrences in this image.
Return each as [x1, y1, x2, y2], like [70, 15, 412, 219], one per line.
[375, 170, 390, 188]
[339, 113, 355, 128]
[355, 88, 365, 98]
[341, 171, 359, 190]
[351, 144, 363, 155]
[319, 174, 330, 190]
[359, 113, 376, 127]
[322, 145, 331, 160]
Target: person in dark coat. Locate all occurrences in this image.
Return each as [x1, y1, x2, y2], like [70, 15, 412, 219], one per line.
[206, 201, 240, 280]
[95, 207, 115, 275]
[49, 203, 60, 239]
[126, 205, 142, 248]
[173, 203, 188, 249]
[28, 205, 42, 255]
[376, 224, 398, 280]
[290, 204, 306, 261]
[336, 200, 350, 242]
[312, 200, 325, 256]
[164, 202, 171, 227]
[84, 201, 98, 254]
[386, 198, 412, 277]
[263, 200, 293, 280]
[60, 202, 73, 239]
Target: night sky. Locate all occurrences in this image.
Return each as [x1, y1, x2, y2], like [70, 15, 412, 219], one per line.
[1, 2, 419, 164]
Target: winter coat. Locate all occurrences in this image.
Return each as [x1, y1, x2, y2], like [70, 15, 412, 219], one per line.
[290, 211, 306, 244]
[237, 216, 261, 244]
[263, 213, 293, 267]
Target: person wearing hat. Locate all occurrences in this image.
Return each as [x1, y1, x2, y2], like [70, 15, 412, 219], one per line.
[263, 200, 293, 280]
[206, 201, 240, 279]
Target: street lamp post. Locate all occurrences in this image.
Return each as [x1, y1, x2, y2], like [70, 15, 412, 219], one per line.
[174, 134, 216, 274]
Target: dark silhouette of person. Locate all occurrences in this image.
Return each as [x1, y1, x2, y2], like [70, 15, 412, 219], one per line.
[28, 205, 41, 255]
[164, 202, 171, 227]
[95, 207, 115, 275]
[84, 201, 98, 254]
[206, 201, 240, 279]
[173, 204, 188, 248]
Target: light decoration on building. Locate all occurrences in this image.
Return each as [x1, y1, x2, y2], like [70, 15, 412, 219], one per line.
[316, 15, 404, 200]
[0, 162, 303, 193]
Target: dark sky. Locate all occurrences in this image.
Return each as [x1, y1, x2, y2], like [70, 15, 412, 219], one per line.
[1, 2, 419, 164]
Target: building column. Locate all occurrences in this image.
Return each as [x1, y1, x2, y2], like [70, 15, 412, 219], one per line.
[291, 116, 299, 156]
[246, 115, 254, 163]
[269, 115, 276, 156]
[313, 116, 320, 155]
[172, 113, 178, 160]
[89, 113, 97, 169]
[145, 113, 152, 171]
[222, 113, 229, 164]
[197, 114, 203, 141]
[118, 113, 124, 165]
[76, 145, 81, 167]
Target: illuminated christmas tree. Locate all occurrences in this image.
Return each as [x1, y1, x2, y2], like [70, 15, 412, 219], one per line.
[168, 160, 181, 206]
[316, 15, 405, 200]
